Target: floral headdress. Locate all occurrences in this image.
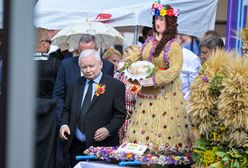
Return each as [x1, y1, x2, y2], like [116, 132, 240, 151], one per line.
[151, 1, 179, 17]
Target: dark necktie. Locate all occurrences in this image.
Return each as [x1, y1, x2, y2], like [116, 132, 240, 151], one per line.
[78, 80, 93, 132]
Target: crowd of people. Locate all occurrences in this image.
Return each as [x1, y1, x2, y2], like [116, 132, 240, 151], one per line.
[0, 1, 232, 168]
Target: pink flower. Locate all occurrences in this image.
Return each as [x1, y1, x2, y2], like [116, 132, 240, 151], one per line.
[173, 9, 180, 16]
[157, 4, 164, 10]
[202, 76, 209, 82]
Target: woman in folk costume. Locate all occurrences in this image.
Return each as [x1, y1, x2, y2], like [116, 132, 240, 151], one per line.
[124, 2, 193, 149]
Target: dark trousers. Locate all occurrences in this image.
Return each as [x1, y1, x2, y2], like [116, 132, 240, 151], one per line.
[69, 137, 86, 168]
[56, 138, 70, 168]
[35, 98, 57, 168]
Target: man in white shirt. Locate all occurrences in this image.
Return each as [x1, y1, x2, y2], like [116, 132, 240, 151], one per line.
[180, 48, 201, 101]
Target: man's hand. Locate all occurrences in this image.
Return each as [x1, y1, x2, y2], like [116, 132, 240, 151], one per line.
[94, 127, 109, 141]
[139, 77, 154, 87]
[59, 125, 70, 141]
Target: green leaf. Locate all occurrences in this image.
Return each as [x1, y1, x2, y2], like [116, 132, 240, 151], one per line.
[229, 149, 242, 158]
[210, 161, 223, 168]
[233, 159, 240, 168]
[195, 146, 208, 151]
[146, 66, 155, 78]
[222, 156, 230, 162]
[195, 138, 210, 146]
[215, 151, 226, 157]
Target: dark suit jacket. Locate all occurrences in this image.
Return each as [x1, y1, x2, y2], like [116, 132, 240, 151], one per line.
[53, 56, 114, 124]
[61, 74, 126, 154]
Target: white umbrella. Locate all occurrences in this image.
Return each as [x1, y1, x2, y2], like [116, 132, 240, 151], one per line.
[51, 21, 124, 49]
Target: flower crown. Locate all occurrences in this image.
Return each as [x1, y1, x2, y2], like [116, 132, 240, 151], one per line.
[152, 1, 179, 17]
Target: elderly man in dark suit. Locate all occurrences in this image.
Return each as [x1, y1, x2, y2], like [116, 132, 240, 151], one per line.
[53, 34, 114, 168]
[59, 49, 126, 167]
[53, 34, 114, 123]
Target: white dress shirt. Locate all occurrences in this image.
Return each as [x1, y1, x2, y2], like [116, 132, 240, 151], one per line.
[180, 48, 201, 101]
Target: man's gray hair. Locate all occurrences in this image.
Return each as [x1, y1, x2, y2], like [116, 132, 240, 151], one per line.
[78, 34, 96, 44]
[78, 49, 101, 65]
[200, 36, 224, 50]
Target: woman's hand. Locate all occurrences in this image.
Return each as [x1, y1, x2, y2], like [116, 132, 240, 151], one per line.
[139, 77, 154, 87]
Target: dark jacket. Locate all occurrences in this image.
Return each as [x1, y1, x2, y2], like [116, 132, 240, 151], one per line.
[53, 56, 114, 124]
[61, 74, 126, 155]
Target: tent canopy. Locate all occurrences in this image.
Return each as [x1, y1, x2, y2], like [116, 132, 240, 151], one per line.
[35, 0, 218, 38]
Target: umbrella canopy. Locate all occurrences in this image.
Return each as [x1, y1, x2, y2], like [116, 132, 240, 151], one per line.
[52, 21, 124, 49]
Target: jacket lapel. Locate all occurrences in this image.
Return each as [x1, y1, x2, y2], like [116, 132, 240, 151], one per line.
[76, 77, 86, 119]
[86, 74, 105, 114]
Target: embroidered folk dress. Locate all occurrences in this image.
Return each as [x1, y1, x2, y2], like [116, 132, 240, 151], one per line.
[125, 36, 193, 147]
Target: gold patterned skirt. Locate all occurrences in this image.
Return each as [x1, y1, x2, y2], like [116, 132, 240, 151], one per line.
[124, 86, 193, 146]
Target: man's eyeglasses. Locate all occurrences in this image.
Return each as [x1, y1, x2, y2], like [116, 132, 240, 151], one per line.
[40, 40, 52, 44]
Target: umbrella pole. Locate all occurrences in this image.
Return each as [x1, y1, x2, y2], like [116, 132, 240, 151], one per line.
[100, 48, 105, 58]
[133, 26, 139, 45]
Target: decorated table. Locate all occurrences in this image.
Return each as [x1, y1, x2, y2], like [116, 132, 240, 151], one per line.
[75, 143, 193, 167]
[74, 161, 138, 168]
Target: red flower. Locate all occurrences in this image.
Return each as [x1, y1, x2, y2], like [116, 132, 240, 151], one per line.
[95, 84, 105, 96]
[131, 85, 137, 92]
[166, 9, 174, 16]
[129, 84, 141, 94]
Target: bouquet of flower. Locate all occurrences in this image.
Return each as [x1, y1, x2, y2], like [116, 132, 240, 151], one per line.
[193, 138, 248, 168]
[83, 143, 193, 166]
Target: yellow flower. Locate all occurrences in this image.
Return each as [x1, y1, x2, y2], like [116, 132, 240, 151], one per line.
[203, 150, 217, 165]
[95, 84, 106, 96]
[126, 153, 133, 159]
[220, 126, 226, 132]
[160, 9, 167, 16]
[212, 132, 221, 141]
[173, 156, 179, 161]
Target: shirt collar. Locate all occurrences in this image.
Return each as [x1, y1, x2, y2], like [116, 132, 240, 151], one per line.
[86, 72, 103, 84]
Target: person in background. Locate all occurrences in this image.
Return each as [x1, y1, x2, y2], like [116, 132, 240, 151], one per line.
[203, 30, 220, 39]
[34, 27, 60, 168]
[180, 48, 201, 101]
[199, 35, 224, 63]
[138, 26, 153, 46]
[114, 45, 140, 144]
[59, 49, 126, 167]
[35, 28, 62, 98]
[102, 48, 122, 71]
[179, 34, 201, 56]
[49, 45, 73, 60]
